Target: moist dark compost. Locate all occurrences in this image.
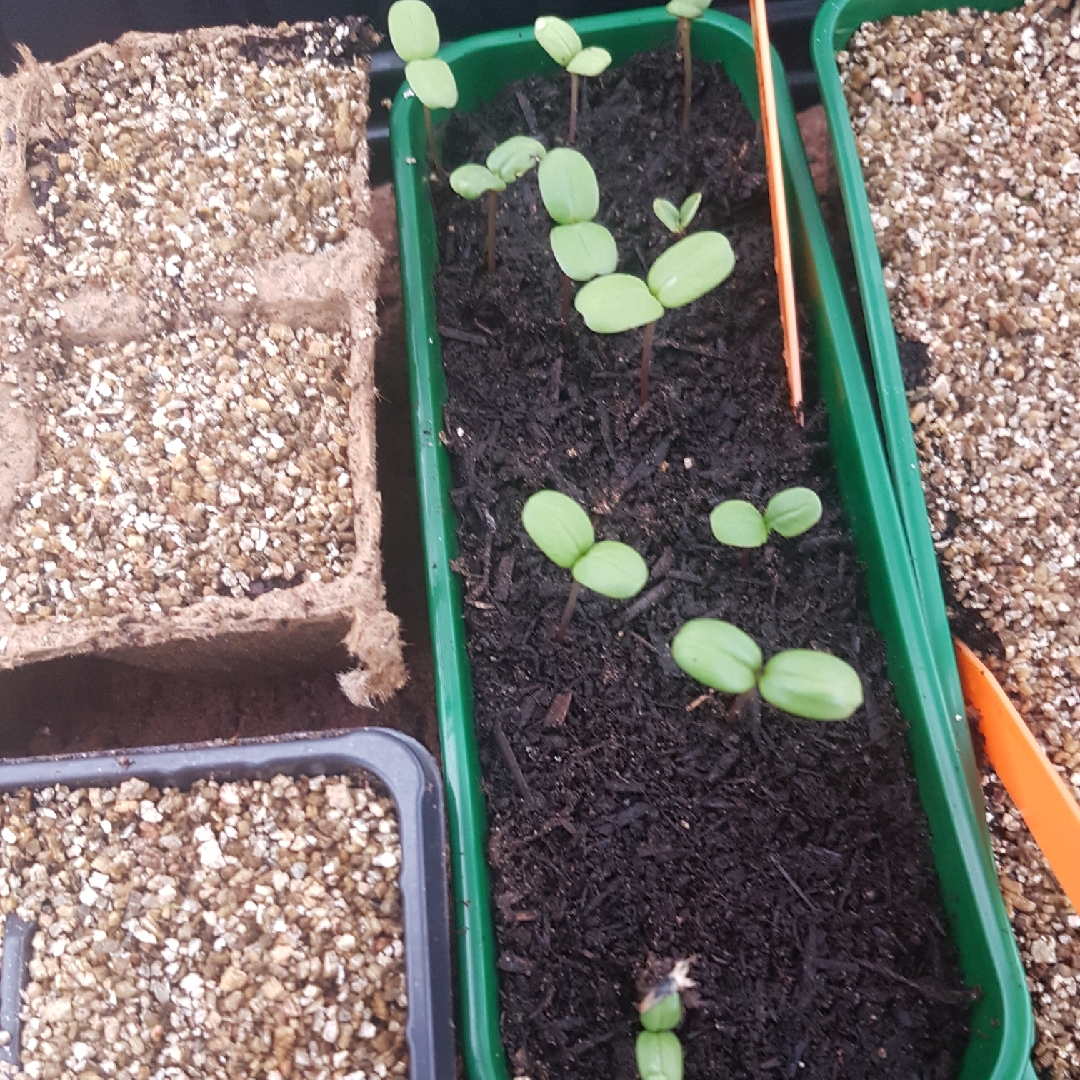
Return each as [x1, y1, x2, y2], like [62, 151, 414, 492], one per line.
[431, 47, 971, 1080]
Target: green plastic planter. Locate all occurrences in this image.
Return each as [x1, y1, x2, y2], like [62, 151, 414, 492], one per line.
[392, 8, 1034, 1080]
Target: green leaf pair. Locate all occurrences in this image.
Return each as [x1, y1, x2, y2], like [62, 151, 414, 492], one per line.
[671, 619, 864, 721]
[449, 136, 547, 200]
[388, 1, 458, 119]
[539, 149, 617, 282]
[709, 487, 823, 549]
[534, 16, 612, 76]
[574, 230, 735, 333]
[653, 192, 702, 235]
[665, 0, 713, 19]
[521, 491, 647, 600]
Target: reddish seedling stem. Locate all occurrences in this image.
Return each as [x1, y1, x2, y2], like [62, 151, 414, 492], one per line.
[486, 190, 498, 273]
[556, 579, 582, 642]
[569, 72, 579, 145]
[679, 18, 692, 132]
[559, 273, 571, 331]
[639, 320, 657, 405]
[424, 107, 445, 176]
[727, 688, 756, 722]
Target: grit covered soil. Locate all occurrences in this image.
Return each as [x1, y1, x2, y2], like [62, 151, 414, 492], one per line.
[836, 3, 1080, 1074]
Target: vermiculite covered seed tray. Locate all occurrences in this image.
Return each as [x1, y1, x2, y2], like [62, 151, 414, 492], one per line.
[0, 19, 405, 704]
[0, 728, 454, 1080]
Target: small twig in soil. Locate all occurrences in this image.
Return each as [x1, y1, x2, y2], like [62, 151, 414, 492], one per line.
[493, 554, 515, 603]
[686, 690, 716, 712]
[656, 336, 724, 361]
[515, 89, 539, 134]
[770, 854, 819, 913]
[437, 326, 490, 347]
[556, 579, 583, 642]
[493, 719, 535, 806]
[650, 547, 674, 581]
[618, 579, 672, 625]
[542, 691, 573, 729]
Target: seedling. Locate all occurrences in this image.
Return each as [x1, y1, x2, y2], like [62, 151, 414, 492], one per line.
[671, 618, 864, 721]
[521, 489, 647, 641]
[574, 230, 734, 404]
[665, 0, 713, 130]
[534, 15, 612, 144]
[450, 136, 546, 272]
[710, 487, 822, 551]
[389, 0, 459, 172]
[636, 960, 694, 1080]
[538, 148, 618, 329]
[653, 192, 702, 237]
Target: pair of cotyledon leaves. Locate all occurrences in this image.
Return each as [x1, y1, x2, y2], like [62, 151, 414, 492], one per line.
[710, 487, 822, 548]
[449, 136, 548, 200]
[388, 0, 459, 110]
[653, 192, 702, 235]
[671, 619, 864, 721]
[534, 15, 612, 77]
[521, 491, 647, 600]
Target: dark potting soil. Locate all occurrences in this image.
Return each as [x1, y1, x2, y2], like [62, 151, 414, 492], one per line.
[431, 48, 972, 1080]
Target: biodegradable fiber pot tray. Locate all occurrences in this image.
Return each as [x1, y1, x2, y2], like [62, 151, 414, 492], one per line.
[0, 728, 454, 1080]
[393, 7, 1035, 1080]
[0, 21, 404, 705]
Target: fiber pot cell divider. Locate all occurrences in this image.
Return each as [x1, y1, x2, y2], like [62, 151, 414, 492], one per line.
[391, 8, 1034, 1080]
[0, 729, 455, 1080]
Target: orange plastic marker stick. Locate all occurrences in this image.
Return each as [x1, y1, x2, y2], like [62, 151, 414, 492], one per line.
[955, 638, 1080, 912]
[748, 0, 803, 422]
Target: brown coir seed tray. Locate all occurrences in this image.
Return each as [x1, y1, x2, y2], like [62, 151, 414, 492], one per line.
[0, 19, 405, 704]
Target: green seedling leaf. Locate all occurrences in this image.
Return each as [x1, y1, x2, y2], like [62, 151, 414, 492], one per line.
[665, 0, 713, 15]
[521, 490, 594, 569]
[404, 58, 458, 110]
[449, 164, 505, 200]
[572, 540, 647, 600]
[636, 1031, 684, 1080]
[388, 0, 440, 61]
[647, 231, 735, 309]
[758, 649, 864, 721]
[671, 618, 762, 695]
[640, 992, 682, 1032]
[679, 191, 702, 230]
[574, 274, 663, 333]
[653, 198, 682, 234]
[550, 222, 618, 282]
[538, 148, 599, 225]
[534, 15, 581, 66]
[567, 45, 612, 77]
[710, 500, 767, 548]
[486, 136, 546, 184]
[763, 487, 822, 538]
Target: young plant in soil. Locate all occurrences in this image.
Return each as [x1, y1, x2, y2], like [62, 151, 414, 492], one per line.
[538, 147, 618, 333]
[665, 0, 714, 130]
[388, 0, 458, 172]
[653, 191, 702, 238]
[671, 617, 864, 721]
[533, 15, 612, 144]
[710, 486, 822, 564]
[521, 490, 647, 641]
[574, 230, 734, 404]
[450, 136, 546, 272]
[636, 961, 695, 1080]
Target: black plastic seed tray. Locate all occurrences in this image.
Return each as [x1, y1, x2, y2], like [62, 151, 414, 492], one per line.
[0, 728, 454, 1080]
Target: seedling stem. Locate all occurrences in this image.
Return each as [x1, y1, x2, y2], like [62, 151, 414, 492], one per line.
[679, 18, 692, 131]
[569, 72, 580, 144]
[486, 190, 498, 273]
[639, 320, 657, 405]
[556, 579, 583, 641]
[424, 106, 444, 175]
